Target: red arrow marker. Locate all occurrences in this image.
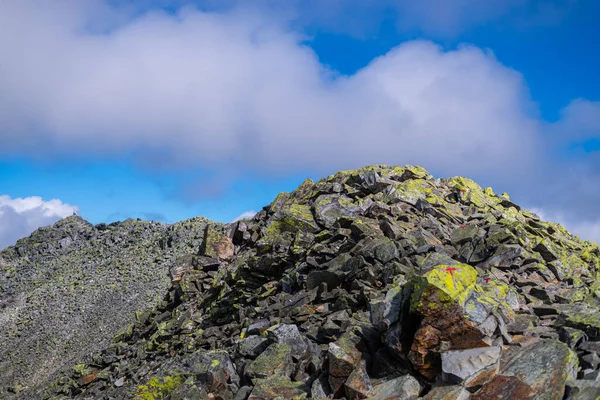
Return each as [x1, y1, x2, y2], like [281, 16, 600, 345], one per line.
[461, 225, 466, 230]
[445, 266, 458, 289]
[483, 277, 491, 284]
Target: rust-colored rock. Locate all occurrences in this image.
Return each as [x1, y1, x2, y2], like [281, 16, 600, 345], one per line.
[471, 375, 535, 400]
[328, 332, 365, 396]
[203, 227, 235, 261]
[344, 361, 374, 399]
[78, 372, 97, 386]
[408, 325, 441, 380]
[408, 264, 514, 379]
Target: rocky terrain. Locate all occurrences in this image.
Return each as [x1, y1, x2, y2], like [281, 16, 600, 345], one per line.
[0, 215, 217, 397]
[3, 164, 600, 399]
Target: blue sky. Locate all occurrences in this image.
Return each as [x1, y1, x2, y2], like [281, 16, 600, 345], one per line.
[0, 0, 599, 248]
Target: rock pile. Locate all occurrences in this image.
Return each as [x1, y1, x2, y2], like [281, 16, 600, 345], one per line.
[6, 165, 600, 399]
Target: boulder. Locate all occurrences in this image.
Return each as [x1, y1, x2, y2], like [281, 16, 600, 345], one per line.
[245, 344, 294, 379]
[408, 264, 513, 379]
[248, 375, 308, 400]
[370, 375, 421, 400]
[472, 339, 578, 400]
[441, 346, 501, 385]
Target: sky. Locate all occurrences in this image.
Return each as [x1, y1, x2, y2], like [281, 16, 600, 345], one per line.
[0, 0, 599, 249]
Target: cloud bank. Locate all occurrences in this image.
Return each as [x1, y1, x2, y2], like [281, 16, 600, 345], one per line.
[0, 1, 598, 242]
[0, 196, 79, 250]
[0, 0, 540, 179]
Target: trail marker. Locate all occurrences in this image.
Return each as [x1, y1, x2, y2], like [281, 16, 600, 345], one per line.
[445, 266, 458, 289]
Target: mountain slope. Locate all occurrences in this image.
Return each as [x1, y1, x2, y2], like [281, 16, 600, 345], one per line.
[5, 164, 600, 399]
[0, 215, 216, 397]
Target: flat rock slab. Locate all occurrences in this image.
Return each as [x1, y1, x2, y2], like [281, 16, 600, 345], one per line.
[441, 346, 501, 383]
[370, 375, 421, 400]
[472, 339, 578, 400]
[422, 385, 470, 400]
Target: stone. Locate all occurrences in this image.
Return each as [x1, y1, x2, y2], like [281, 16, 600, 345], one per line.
[328, 333, 364, 395]
[581, 353, 600, 370]
[313, 194, 362, 229]
[565, 380, 600, 400]
[421, 385, 470, 400]
[202, 227, 235, 261]
[471, 375, 536, 400]
[370, 375, 421, 400]
[478, 244, 523, 269]
[558, 326, 587, 349]
[371, 347, 410, 379]
[578, 341, 600, 354]
[507, 314, 533, 334]
[0, 216, 214, 398]
[248, 375, 308, 400]
[233, 386, 253, 400]
[344, 360, 374, 399]
[177, 350, 240, 396]
[267, 324, 308, 355]
[419, 252, 459, 273]
[441, 346, 501, 384]
[563, 311, 600, 340]
[238, 336, 270, 358]
[306, 270, 342, 291]
[310, 373, 330, 399]
[408, 264, 513, 379]
[369, 281, 405, 331]
[473, 339, 578, 400]
[247, 320, 271, 335]
[246, 344, 293, 379]
[451, 224, 482, 246]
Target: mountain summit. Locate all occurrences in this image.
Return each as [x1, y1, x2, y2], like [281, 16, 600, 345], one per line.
[2, 165, 600, 399]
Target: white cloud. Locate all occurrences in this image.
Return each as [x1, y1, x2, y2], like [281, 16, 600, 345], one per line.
[232, 210, 257, 222]
[0, 195, 79, 250]
[0, 0, 597, 232]
[0, 0, 540, 183]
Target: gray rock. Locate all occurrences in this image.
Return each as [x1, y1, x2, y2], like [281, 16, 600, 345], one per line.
[344, 360, 374, 399]
[310, 373, 330, 399]
[441, 346, 501, 383]
[238, 336, 270, 358]
[369, 281, 404, 331]
[267, 324, 308, 355]
[421, 385, 470, 400]
[370, 375, 421, 400]
[566, 380, 600, 400]
[246, 344, 293, 379]
[306, 270, 342, 290]
[474, 339, 578, 399]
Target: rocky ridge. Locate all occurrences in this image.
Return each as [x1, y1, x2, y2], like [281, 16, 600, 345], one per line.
[0, 215, 217, 397]
[5, 164, 600, 399]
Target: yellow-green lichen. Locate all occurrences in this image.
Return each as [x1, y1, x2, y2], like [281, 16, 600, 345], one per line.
[135, 375, 185, 400]
[410, 264, 477, 312]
